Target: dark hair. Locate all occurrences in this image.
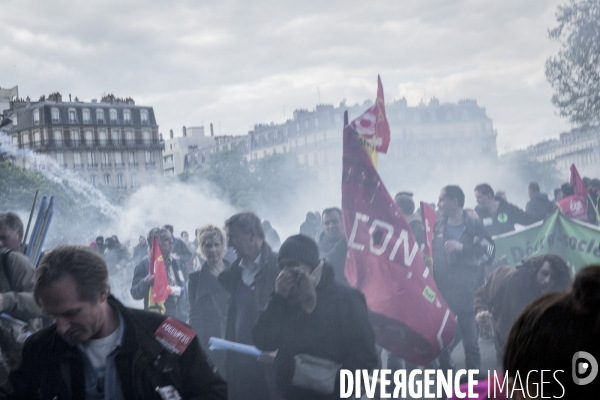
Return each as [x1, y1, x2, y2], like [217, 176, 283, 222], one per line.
[34, 246, 110, 305]
[147, 227, 171, 247]
[180, 231, 188, 238]
[395, 194, 415, 215]
[442, 185, 465, 208]
[474, 183, 494, 198]
[561, 182, 574, 197]
[225, 212, 264, 239]
[163, 224, 174, 235]
[554, 188, 562, 197]
[0, 212, 24, 234]
[322, 207, 342, 219]
[503, 265, 600, 399]
[517, 254, 572, 292]
[528, 182, 540, 193]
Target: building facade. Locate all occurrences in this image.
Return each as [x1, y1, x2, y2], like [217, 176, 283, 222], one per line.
[183, 97, 498, 185]
[162, 126, 215, 176]
[527, 127, 600, 178]
[5, 93, 163, 191]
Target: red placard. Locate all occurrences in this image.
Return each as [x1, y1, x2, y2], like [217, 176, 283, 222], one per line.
[154, 317, 197, 355]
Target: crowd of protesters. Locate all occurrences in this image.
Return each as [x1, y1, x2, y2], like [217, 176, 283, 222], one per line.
[0, 176, 598, 399]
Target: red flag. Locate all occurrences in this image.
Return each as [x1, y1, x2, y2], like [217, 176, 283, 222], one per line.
[349, 75, 391, 154]
[570, 164, 588, 197]
[420, 202, 437, 259]
[558, 195, 588, 222]
[342, 127, 455, 365]
[149, 235, 169, 303]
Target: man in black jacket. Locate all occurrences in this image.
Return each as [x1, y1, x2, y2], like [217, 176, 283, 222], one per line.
[317, 208, 349, 286]
[433, 185, 495, 371]
[218, 212, 281, 400]
[253, 235, 378, 400]
[474, 183, 538, 236]
[131, 228, 187, 321]
[2, 245, 226, 400]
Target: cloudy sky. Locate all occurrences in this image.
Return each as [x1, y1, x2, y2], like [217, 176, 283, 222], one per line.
[0, 0, 571, 151]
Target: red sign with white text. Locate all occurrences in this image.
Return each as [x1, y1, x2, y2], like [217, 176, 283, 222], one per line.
[154, 317, 197, 355]
[420, 202, 437, 259]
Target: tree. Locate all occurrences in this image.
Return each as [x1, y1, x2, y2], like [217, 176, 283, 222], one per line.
[546, 0, 600, 127]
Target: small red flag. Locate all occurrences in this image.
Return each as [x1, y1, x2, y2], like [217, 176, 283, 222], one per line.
[570, 164, 588, 197]
[420, 202, 437, 259]
[149, 235, 169, 303]
[349, 75, 391, 154]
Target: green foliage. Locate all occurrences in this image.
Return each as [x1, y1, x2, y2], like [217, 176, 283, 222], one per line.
[546, 0, 600, 127]
[183, 148, 317, 214]
[499, 150, 562, 190]
[0, 161, 112, 245]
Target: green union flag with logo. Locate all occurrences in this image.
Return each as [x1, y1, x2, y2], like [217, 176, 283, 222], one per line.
[494, 210, 600, 270]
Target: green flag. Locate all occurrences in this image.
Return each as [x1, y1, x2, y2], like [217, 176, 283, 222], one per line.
[494, 210, 600, 271]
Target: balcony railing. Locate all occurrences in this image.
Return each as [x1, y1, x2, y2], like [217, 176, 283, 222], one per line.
[73, 163, 84, 169]
[114, 162, 126, 168]
[88, 163, 98, 168]
[145, 161, 156, 166]
[101, 163, 112, 169]
[129, 162, 138, 167]
[19, 139, 162, 150]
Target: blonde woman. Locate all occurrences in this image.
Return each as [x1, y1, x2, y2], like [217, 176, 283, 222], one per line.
[188, 224, 229, 375]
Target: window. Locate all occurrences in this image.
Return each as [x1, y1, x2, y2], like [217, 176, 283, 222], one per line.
[111, 129, 120, 143]
[70, 129, 80, 146]
[56, 153, 65, 167]
[115, 152, 123, 166]
[296, 122, 300, 132]
[110, 109, 118, 124]
[98, 130, 107, 145]
[314, 118, 318, 128]
[102, 152, 110, 166]
[96, 109, 105, 124]
[12, 136, 18, 146]
[88, 151, 97, 166]
[33, 109, 40, 125]
[68, 109, 77, 123]
[129, 151, 137, 165]
[22, 133, 30, 145]
[117, 174, 124, 188]
[145, 151, 154, 164]
[90, 175, 96, 186]
[123, 109, 131, 123]
[140, 110, 148, 124]
[305, 120, 309, 129]
[131, 173, 137, 187]
[148, 171, 155, 184]
[11, 114, 17, 126]
[51, 108, 60, 123]
[74, 152, 82, 167]
[82, 109, 90, 123]
[104, 174, 110, 185]
[85, 130, 94, 145]
[53, 130, 63, 146]
[125, 130, 134, 142]
[142, 130, 151, 144]
[33, 131, 41, 144]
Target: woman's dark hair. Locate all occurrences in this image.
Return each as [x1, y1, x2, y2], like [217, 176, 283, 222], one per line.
[516, 253, 572, 292]
[503, 265, 600, 399]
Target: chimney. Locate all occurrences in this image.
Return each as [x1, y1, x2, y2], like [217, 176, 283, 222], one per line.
[182, 126, 187, 137]
[69, 94, 72, 102]
[170, 129, 174, 139]
[210, 123, 214, 136]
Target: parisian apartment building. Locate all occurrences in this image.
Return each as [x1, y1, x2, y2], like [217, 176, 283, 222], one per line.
[527, 127, 600, 179]
[4, 92, 163, 191]
[184, 97, 498, 185]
